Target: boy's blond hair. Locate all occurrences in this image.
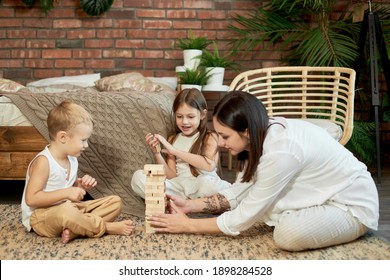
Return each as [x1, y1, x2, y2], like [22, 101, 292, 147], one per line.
[47, 100, 93, 140]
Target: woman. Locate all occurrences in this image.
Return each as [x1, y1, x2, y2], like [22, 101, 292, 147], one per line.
[149, 91, 379, 251]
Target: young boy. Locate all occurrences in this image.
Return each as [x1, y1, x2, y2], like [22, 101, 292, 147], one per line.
[21, 100, 134, 244]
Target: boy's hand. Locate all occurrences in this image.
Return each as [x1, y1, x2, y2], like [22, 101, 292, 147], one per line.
[68, 187, 86, 202]
[77, 175, 97, 191]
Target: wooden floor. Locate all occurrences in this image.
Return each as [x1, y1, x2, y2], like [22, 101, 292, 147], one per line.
[1, 162, 389, 242]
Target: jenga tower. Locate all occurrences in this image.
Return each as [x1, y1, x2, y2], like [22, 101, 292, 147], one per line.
[144, 164, 166, 233]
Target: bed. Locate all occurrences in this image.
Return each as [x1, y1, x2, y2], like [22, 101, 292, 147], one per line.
[0, 73, 178, 217]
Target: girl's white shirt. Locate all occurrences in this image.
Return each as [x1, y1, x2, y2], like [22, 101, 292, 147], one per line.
[174, 132, 217, 176]
[21, 145, 78, 231]
[217, 117, 379, 235]
[174, 132, 200, 176]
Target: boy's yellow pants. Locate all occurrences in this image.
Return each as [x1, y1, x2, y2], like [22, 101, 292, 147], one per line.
[30, 195, 122, 239]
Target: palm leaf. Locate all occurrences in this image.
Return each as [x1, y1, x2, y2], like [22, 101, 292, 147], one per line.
[346, 121, 376, 165]
[228, 6, 307, 55]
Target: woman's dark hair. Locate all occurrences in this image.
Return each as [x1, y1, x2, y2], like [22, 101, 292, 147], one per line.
[171, 88, 217, 176]
[213, 91, 269, 182]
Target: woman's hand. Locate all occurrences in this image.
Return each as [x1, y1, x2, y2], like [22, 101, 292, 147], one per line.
[149, 201, 192, 233]
[150, 199, 221, 234]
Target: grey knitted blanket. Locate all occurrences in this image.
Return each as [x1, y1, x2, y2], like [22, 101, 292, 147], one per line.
[4, 87, 176, 217]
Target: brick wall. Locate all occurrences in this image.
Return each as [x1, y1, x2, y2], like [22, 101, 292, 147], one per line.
[0, 0, 269, 85]
[0, 0, 370, 86]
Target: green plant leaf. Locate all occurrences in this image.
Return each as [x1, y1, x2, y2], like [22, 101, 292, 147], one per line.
[178, 67, 211, 85]
[80, 0, 114, 16]
[346, 121, 376, 165]
[176, 30, 212, 50]
[21, 0, 36, 7]
[39, 0, 53, 14]
[198, 42, 238, 70]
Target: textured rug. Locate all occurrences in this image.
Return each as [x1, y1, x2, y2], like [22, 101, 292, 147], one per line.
[1, 204, 389, 260]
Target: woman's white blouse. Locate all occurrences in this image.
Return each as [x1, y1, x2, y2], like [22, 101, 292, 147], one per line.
[217, 118, 379, 236]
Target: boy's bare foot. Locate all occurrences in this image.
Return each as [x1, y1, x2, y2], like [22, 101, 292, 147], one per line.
[61, 228, 76, 244]
[106, 220, 134, 236]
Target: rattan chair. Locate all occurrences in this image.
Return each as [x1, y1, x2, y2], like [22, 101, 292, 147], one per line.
[227, 66, 356, 170]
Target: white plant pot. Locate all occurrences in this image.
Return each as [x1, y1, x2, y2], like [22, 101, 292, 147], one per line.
[183, 49, 202, 70]
[206, 67, 225, 85]
[180, 84, 202, 92]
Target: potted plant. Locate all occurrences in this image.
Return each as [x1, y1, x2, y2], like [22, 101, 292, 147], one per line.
[21, 0, 114, 15]
[199, 42, 238, 87]
[176, 30, 212, 70]
[177, 67, 211, 92]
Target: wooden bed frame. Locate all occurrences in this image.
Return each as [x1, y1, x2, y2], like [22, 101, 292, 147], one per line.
[0, 126, 47, 180]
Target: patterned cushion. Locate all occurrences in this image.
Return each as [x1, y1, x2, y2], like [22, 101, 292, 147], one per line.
[95, 72, 163, 92]
[0, 78, 25, 93]
[20, 84, 95, 94]
[26, 73, 101, 88]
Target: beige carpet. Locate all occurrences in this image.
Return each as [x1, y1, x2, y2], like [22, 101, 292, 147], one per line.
[1, 204, 389, 260]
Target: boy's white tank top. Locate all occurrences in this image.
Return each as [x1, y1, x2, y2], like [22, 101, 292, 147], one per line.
[21, 145, 78, 231]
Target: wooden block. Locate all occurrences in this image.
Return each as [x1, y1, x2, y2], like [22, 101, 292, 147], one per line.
[145, 207, 166, 215]
[145, 180, 165, 185]
[145, 187, 165, 193]
[144, 164, 165, 175]
[145, 223, 155, 234]
[146, 200, 166, 205]
[144, 163, 166, 233]
[146, 204, 166, 211]
[145, 192, 166, 198]
[145, 176, 165, 182]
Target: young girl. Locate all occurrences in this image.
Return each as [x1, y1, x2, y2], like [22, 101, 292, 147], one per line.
[131, 88, 231, 199]
[148, 91, 379, 252]
[21, 101, 134, 244]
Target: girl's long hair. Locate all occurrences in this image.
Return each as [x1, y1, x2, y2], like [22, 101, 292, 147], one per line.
[171, 88, 217, 176]
[213, 91, 269, 182]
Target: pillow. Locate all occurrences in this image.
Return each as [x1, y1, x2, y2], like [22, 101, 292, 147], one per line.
[0, 78, 25, 93]
[26, 73, 101, 88]
[303, 119, 343, 141]
[95, 72, 163, 92]
[20, 84, 96, 94]
[147, 77, 177, 90]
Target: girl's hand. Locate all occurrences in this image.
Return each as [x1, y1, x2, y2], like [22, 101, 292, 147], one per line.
[145, 133, 161, 154]
[76, 175, 97, 191]
[154, 134, 176, 156]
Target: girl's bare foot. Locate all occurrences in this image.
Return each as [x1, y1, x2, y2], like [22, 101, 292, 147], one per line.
[61, 228, 76, 244]
[106, 220, 134, 236]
